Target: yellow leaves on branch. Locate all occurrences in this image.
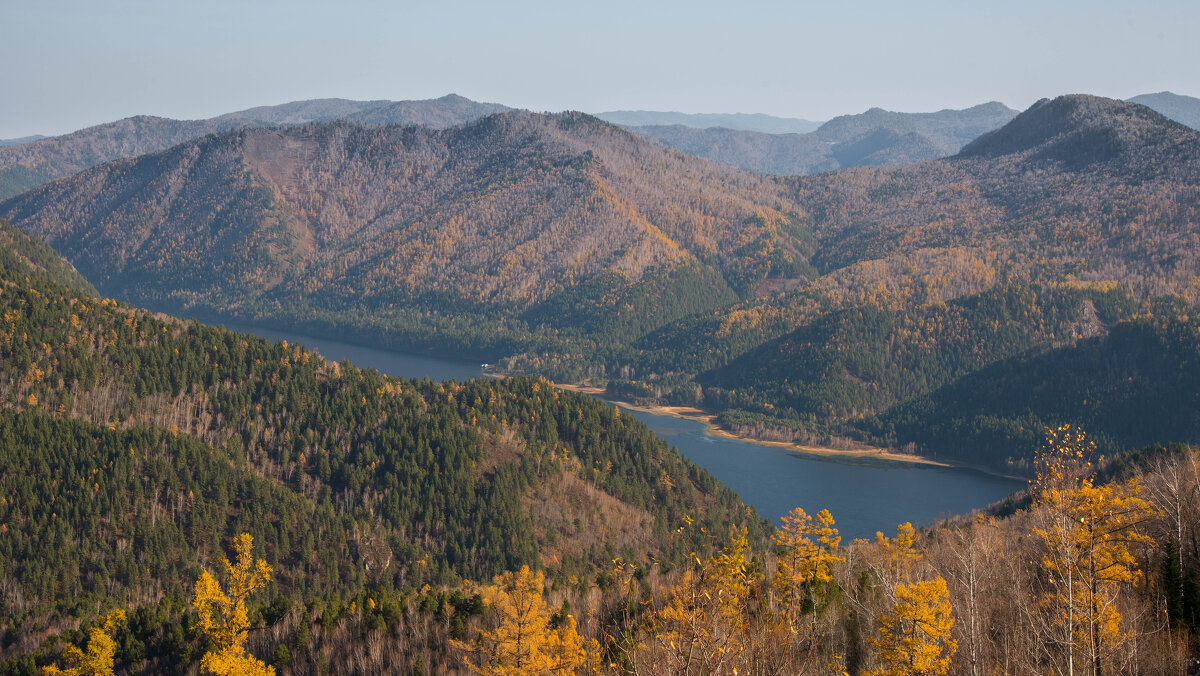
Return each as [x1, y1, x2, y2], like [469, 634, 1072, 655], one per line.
[645, 525, 755, 674]
[1033, 423, 1097, 497]
[1032, 424, 1159, 672]
[867, 578, 957, 676]
[42, 609, 125, 676]
[454, 565, 592, 675]
[773, 507, 843, 628]
[192, 533, 276, 676]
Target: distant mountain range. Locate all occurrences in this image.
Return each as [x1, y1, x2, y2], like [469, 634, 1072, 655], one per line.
[1127, 91, 1200, 130]
[0, 134, 47, 147]
[3, 93, 1193, 200]
[0, 94, 509, 200]
[594, 110, 822, 134]
[215, 93, 511, 126]
[627, 102, 1020, 175]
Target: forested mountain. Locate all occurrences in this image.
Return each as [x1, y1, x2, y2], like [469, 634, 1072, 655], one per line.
[1129, 90, 1200, 130]
[213, 93, 509, 127]
[5, 96, 1200, 473]
[628, 125, 838, 175]
[0, 94, 510, 200]
[1, 110, 807, 357]
[626, 101, 1017, 175]
[0, 224, 758, 669]
[802, 95, 1200, 275]
[667, 95, 1200, 465]
[594, 109, 822, 134]
[613, 95, 1200, 468]
[814, 101, 1018, 152]
[869, 314, 1200, 470]
[0, 218, 95, 295]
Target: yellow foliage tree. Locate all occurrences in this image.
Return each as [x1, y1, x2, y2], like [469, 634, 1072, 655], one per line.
[869, 522, 923, 597]
[192, 533, 276, 676]
[1032, 425, 1157, 675]
[867, 577, 957, 676]
[454, 565, 590, 675]
[773, 507, 843, 663]
[643, 525, 756, 675]
[42, 609, 125, 676]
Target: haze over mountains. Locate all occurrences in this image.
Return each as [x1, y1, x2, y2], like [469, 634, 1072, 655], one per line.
[627, 102, 1019, 175]
[594, 110, 822, 134]
[3, 91, 1195, 202]
[0, 94, 510, 200]
[4, 93, 1200, 472]
[609, 95, 1200, 176]
[0, 134, 47, 147]
[1127, 91, 1200, 130]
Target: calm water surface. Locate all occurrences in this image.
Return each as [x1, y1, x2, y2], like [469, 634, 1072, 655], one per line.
[226, 324, 1027, 540]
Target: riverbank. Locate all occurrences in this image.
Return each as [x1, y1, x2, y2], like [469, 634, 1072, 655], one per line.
[553, 383, 957, 469]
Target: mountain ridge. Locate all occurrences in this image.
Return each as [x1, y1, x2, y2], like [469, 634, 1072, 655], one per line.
[1128, 91, 1200, 130]
[0, 94, 514, 200]
[626, 101, 1019, 175]
[1, 110, 808, 357]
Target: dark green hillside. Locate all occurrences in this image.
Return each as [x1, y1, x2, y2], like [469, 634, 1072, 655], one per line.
[699, 285, 1107, 424]
[0, 217, 95, 295]
[0, 409, 379, 648]
[869, 315, 1200, 472]
[0, 243, 761, 661]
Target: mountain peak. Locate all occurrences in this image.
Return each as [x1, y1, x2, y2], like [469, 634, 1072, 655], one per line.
[1127, 91, 1200, 130]
[957, 94, 1198, 167]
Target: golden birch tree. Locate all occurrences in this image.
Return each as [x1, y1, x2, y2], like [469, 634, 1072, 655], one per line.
[42, 609, 125, 676]
[641, 525, 756, 675]
[192, 533, 276, 676]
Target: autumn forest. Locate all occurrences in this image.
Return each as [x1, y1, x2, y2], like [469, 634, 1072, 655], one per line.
[1, 88, 1199, 675]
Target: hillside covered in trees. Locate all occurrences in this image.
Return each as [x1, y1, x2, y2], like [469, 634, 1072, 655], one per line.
[2, 208, 1198, 675]
[0, 224, 760, 671]
[5, 95, 1200, 473]
[0, 111, 808, 357]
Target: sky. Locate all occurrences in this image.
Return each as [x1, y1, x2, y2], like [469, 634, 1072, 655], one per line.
[2, 0, 1198, 138]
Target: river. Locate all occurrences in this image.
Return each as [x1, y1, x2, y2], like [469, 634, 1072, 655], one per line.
[225, 324, 1027, 540]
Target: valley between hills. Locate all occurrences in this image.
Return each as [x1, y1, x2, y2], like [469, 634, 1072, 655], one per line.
[1, 90, 1200, 674]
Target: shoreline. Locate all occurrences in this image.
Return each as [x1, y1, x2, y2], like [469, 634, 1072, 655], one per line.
[553, 383, 970, 471]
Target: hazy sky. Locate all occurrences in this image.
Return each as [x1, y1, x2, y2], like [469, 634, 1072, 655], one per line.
[2, 0, 1197, 138]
